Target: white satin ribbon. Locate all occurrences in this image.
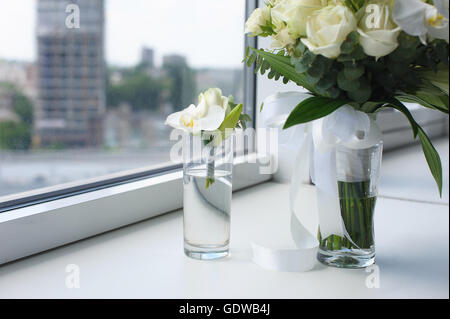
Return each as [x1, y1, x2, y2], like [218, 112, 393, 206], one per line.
[252, 93, 382, 272]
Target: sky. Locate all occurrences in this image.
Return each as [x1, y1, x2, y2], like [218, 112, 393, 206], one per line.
[0, 0, 246, 68]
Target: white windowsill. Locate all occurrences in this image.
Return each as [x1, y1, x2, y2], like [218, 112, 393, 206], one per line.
[0, 140, 448, 298]
[0, 153, 271, 265]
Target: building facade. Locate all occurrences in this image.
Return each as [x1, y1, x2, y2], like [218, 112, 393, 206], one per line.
[36, 0, 105, 147]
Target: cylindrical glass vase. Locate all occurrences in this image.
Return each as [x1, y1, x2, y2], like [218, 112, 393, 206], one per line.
[182, 131, 234, 260]
[317, 142, 383, 268]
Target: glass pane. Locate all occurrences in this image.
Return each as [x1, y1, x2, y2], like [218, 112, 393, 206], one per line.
[0, 0, 246, 198]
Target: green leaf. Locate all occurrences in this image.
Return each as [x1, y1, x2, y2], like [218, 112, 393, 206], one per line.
[397, 93, 449, 113]
[337, 71, 360, 92]
[246, 53, 256, 67]
[219, 103, 243, 131]
[360, 101, 384, 113]
[344, 65, 365, 80]
[347, 79, 371, 103]
[340, 31, 359, 54]
[239, 113, 252, 122]
[418, 127, 443, 197]
[386, 98, 443, 196]
[213, 104, 243, 146]
[283, 96, 349, 129]
[386, 98, 419, 138]
[250, 48, 316, 93]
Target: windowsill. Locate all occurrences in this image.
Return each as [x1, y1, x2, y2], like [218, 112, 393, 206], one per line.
[0, 139, 448, 298]
[0, 153, 271, 265]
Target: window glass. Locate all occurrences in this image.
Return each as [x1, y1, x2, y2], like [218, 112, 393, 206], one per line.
[0, 0, 246, 197]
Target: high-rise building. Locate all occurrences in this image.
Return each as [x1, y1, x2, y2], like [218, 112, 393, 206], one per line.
[162, 54, 186, 66]
[36, 0, 105, 147]
[140, 47, 155, 69]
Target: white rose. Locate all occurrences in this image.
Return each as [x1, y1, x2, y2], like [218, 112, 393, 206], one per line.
[270, 0, 324, 38]
[245, 6, 272, 36]
[301, 4, 357, 58]
[357, 1, 401, 59]
[393, 0, 449, 44]
[286, 0, 326, 38]
[269, 0, 324, 48]
[165, 88, 229, 134]
[270, 27, 297, 48]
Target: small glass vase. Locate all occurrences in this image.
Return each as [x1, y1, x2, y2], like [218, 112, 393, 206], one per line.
[317, 142, 383, 268]
[182, 131, 234, 260]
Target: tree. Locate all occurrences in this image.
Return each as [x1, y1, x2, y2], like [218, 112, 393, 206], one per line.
[0, 121, 31, 150]
[163, 60, 197, 111]
[0, 85, 34, 150]
[106, 68, 169, 111]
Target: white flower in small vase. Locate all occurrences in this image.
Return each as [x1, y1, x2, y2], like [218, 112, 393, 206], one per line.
[165, 88, 250, 188]
[165, 88, 230, 135]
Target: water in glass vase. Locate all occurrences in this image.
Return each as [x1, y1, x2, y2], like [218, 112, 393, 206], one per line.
[317, 180, 377, 268]
[183, 168, 232, 260]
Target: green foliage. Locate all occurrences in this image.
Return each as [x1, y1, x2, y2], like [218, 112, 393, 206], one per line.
[0, 85, 34, 150]
[244, 48, 316, 92]
[13, 93, 33, 125]
[417, 127, 443, 196]
[163, 60, 197, 110]
[386, 98, 442, 195]
[219, 103, 243, 132]
[212, 103, 244, 146]
[344, 0, 366, 12]
[244, 32, 449, 109]
[107, 60, 197, 112]
[107, 70, 168, 111]
[0, 121, 31, 150]
[283, 96, 349, 129]
[227, 96, 251, 129]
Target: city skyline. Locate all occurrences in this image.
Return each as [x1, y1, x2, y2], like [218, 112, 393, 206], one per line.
[0, 0, 246, 69]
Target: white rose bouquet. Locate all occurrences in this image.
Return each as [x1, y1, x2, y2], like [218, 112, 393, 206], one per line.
[245, 0, 449, 195]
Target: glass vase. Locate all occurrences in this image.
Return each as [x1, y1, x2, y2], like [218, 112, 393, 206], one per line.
[317, 142, 383, 268]
[182, 131, 234, 260]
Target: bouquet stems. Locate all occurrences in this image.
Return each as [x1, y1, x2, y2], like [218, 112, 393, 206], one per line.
[319, 180, 376, 251]
[205, 145, 215, 189]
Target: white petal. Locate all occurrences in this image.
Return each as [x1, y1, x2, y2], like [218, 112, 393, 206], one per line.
[165, 111, 184, 129]
[358, 27, 401, 58]
[393, 0, 429, 37]
[197, 104, 225, 131]
[222, 96, 231, 115]
[195, 98, 208, 118]
[204, 88, 223, 107]
[301, 38, 341, 58]
[427, 20, 450, 42]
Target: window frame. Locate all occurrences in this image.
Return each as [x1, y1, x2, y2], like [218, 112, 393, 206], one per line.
[0, 0, 265, 265]
[0, 0, 260, 214]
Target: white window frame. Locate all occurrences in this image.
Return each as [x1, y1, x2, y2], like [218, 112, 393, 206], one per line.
[0, 0, 264, 265]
